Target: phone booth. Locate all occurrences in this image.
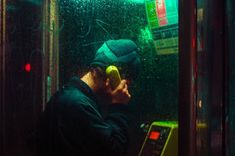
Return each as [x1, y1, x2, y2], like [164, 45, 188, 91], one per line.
[1, 0, 235, 156]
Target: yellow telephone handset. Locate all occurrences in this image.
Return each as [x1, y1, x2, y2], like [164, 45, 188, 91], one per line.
[106, 65, 121, 89]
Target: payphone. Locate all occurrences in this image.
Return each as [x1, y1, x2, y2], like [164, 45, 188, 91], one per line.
[138, 121, 178, 156]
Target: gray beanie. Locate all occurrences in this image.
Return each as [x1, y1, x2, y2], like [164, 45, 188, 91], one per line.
[90, 39, 141, 80]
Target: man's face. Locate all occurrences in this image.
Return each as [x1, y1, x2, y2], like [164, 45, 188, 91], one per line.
[95, 78, 113, 106]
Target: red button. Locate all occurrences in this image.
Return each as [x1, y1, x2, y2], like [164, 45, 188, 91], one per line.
[149, 131, 160, 140]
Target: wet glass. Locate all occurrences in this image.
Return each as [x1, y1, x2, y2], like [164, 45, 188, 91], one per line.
[58, 0, 178, 155]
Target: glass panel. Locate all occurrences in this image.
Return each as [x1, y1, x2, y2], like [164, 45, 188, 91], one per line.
[58, 0, 178, 155]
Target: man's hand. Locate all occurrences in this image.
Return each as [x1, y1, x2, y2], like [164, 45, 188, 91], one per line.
[106, 79, 131, 104]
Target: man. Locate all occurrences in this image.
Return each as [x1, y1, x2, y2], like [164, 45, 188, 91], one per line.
[34, 39, 141, 156]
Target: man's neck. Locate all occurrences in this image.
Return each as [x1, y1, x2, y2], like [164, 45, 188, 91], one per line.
[81, 72, 96, 92]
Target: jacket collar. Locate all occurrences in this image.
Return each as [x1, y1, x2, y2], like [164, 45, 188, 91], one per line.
[66, 76, 98, 104]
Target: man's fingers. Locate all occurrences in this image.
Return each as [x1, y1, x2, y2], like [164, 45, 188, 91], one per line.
[106, 78, 113, 93]
[122, 84, 128, 92]
[125, 89, 131, 98]
[111, 79, 131, 104]
[118, 80, 127, 89]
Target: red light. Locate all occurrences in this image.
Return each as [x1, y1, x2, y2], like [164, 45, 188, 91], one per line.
[24, 63, 31, 72]
[149, 131, 160, 140]
[192, 37, 196, 48]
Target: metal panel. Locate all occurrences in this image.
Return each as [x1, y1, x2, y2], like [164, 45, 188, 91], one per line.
[42, 0, 59, 109]
[226, 0, 235, 155]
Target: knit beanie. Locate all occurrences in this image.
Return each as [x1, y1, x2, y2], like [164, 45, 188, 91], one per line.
[90, 39, 141, 80]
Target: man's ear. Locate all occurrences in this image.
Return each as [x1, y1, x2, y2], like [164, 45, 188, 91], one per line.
[91, 68, 99, 80]
[92, 67, 106, 80]
[92, 70, 97, 79]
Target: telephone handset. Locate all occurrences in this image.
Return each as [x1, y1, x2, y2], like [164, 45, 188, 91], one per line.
[106, 65, 121, 89]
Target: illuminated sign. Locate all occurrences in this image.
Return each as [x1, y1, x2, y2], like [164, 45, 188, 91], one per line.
[145, 0, 178, 55]
[156, 0, 167, 26]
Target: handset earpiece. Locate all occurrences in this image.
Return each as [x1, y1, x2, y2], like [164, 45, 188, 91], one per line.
[106, 65, 121, 89]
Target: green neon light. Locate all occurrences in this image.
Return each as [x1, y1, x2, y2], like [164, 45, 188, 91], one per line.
[127, 0, 145, 4]
[138, 26, 153, 44]
[145, 0, 179, 55]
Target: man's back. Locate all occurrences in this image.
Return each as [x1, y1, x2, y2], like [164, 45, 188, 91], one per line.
[36, 77, 129, 156]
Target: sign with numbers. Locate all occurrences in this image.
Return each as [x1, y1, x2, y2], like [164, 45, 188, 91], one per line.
[145, 0, 178, 55]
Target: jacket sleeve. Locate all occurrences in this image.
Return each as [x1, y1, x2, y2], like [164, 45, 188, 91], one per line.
[58, 99, 129, 156]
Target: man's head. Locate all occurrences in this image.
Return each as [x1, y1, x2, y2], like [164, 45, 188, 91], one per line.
[85, 39, 141, 104]
[90, 39, 141, 81]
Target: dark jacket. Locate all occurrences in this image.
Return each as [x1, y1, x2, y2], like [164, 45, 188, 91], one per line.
[34, 76, 129, 156]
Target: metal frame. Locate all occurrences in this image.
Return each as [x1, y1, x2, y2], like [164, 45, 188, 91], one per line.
[0, 0, 6, 155]
[42, 0, 60, 109]
[179, 0, 197, 156]
[206, 0, 227, 155]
